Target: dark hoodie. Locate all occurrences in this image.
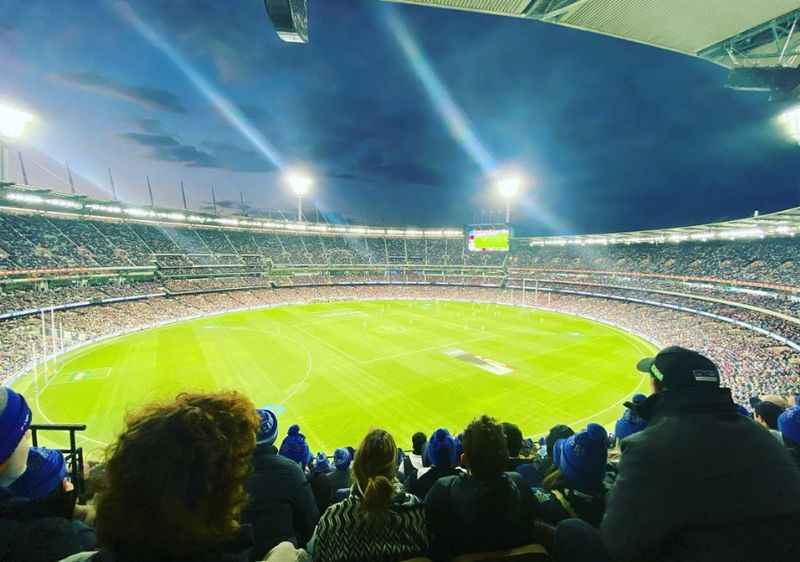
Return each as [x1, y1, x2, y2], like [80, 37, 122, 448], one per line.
[425, 471, 538, 562]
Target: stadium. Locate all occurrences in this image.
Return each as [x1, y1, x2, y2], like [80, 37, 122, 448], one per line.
[2, 2, 800, 562]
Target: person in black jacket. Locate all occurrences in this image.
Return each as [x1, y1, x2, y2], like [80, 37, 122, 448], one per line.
[323, 448, 352, 501]
[601, 346, 800, 562]
[425, 415, 540, 562]
[405, 428, 461, 500]
[242, 408, 319, 560]
[779, 406, 800, 468]
[0, 387, 95, 562]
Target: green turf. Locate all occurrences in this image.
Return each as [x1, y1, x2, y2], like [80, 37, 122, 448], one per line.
[13, 300, 654, 458]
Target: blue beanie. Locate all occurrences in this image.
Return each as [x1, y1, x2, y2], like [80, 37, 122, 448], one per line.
[9, 447, 66, 500]
[0, 388, 32, 464]
[333, 447, 352, 470]
[554, 423, 608, 493]
[778, 406, 800, 446]
[256, 408, 278, 446]
[424, 428, 457, 468]
[312, 452, 330, 474]
[734, 404, 751, 417]
[615, 394, 648, 440]
[279, 424, 311, 468]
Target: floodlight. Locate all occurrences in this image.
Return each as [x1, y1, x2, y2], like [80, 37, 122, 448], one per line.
[496, 175, 522, 199]
[777, 105, 800, 144]
[285, 170, 313, 196]
[0, 103, 34, 140]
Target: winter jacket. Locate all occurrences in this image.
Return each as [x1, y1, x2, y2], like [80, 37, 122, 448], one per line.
[404, 465, 462, 501]
[425, 472, 538, 562]
[242, 444, 319, 559]
[601, 386, 800, 562]
[0, 486, 95, 562]
[312, 481, 427, 562]
[323, 469, 351, 500]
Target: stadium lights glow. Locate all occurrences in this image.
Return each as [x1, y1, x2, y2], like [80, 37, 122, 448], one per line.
[0, 103, 34, 140]
[284, 169, 313, 222]
[777, 106, 800, 145]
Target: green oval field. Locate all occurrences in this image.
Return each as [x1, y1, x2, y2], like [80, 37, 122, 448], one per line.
[14, 300, 654, 458]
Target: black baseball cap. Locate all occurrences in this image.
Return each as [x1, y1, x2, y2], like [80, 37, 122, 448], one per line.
[636, 346, 720, 389]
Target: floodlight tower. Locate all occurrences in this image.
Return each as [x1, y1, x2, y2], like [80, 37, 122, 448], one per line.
[285, 169, 313, 221]
[0, 103, 34, 183]
[496, 173, 522, 224]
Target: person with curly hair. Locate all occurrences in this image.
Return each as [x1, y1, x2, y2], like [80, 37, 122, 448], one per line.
[309, 428, 427, 562]
[61, 391, 260, 562]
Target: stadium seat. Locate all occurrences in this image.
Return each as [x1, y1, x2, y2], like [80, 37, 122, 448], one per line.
[452, 543, 551, 562]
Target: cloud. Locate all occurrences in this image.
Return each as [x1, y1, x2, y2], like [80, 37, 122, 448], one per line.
[136, 118, 163, 133]
[119, 132, 179, 147]
[120, 130, 276, 172]
[51, 71, 187, 113]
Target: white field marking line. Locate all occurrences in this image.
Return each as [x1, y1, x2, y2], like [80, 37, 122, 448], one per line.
[288, 321, 365, 365]
[359, 333, 497, 365]
[281, 340, 314, 404]
[35, 372, 110, 448]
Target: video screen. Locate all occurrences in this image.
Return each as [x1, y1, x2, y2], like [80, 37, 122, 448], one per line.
[467, 229, 510, 252]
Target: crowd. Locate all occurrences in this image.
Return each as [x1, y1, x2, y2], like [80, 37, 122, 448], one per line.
[0, 211, 504, 271]
[2, 344, 800, 562]
[509, 237, 800, 287]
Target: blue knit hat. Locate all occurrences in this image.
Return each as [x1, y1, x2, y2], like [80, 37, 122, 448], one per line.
[778, 406, 800, 446]
[424, 428, 457, 468]
[279, 424, 311, 468]
[615, 394, 647, 440]
[9, 447, 66, 500]
[333, 447, 352, 470]
[256, 408, 278, 446]
[553, 423, 608, 493]
[734, 404, 751, 417]
[312, 452, 330, 474]
[0, 388, 32, 464]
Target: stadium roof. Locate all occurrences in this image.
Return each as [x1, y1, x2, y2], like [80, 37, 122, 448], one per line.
[521, 205, 800, 246]
[383, 1, 800, 68]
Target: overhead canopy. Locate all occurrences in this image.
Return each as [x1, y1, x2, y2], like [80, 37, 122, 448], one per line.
[384, 0, 800, 68]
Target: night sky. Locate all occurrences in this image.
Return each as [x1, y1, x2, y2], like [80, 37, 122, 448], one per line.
[2, 0, 799, 235]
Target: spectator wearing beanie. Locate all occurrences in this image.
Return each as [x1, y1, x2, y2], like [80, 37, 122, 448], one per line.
[0, 388, 95, 562]
[425, 415, 541, 562]
[404, 428, 462, 500]
[398, 432, 426, 482]
[243, 409, 319, 561]
[280, 424, 313, 470]
[601, 347, 800, 562]
[778, 406, 800, 468]
[324, 448, 352, 500]
[532, 424, 609, 527]
[517, 424, 574, 488]
[309, 453, 333, 514]
[614, 394, 647, 442]
[310, 428, 427, 562]
[502, 422, 531, 471]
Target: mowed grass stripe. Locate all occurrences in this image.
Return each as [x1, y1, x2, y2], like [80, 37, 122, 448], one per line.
[15, 300, 654, 458]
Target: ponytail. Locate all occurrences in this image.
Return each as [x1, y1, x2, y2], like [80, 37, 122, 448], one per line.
[362, 475, 394, 513]
[353, 429, 398, 515]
